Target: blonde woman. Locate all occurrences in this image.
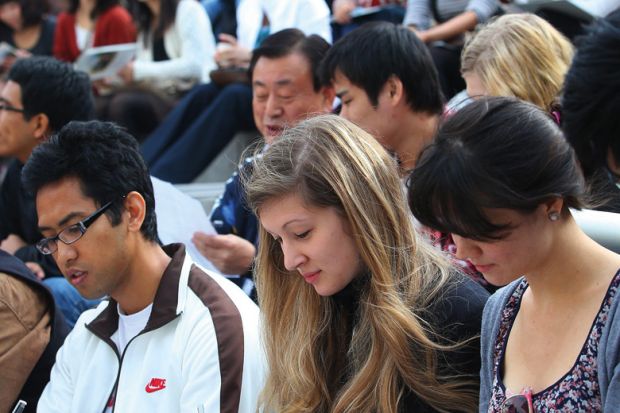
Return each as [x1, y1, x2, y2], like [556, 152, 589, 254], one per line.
[458, 13, 573, 113]
[242, 114, 489, 413]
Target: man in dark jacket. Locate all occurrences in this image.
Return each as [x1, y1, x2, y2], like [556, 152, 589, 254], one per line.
[0, 250, 68, 413]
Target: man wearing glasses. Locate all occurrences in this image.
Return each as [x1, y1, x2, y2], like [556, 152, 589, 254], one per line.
[0, 56, 97, 327]
[22, 121, 264, 412]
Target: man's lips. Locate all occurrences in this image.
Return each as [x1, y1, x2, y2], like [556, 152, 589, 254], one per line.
[471, 262, 495, 273]
[265, 125, 283, 135]
[66, 269, 87, 286]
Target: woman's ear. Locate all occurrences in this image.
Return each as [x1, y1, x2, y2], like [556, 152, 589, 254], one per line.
[123, 191, 146, 233]
[542, 197, 565, 220]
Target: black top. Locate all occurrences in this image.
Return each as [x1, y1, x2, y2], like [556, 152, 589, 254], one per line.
[0, 160, 61, 277]
[0, 16, 56, 56]
[152, 35, 169, 62]
[333, 272, 489, 412]
[406, 275, 489, 412]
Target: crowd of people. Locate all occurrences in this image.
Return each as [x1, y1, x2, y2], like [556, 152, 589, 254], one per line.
[0, 0, 619, 412]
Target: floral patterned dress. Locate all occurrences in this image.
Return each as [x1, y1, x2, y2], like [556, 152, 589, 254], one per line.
[487, 270, 620, 412]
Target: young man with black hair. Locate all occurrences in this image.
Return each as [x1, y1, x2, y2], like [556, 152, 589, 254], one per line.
[562, 9, 620, 213]
[321, 22, 443, 173]
[0, 56, 97, 327]
[23, 121, 263, 412]
[191, 28, 335, 281]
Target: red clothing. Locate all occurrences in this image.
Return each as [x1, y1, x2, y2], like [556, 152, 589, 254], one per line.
[361, 0, 406, 6]
[53, 5, 136, 63]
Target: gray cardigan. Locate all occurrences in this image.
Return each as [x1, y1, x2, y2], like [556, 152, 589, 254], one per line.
[479, 276, 620, 412]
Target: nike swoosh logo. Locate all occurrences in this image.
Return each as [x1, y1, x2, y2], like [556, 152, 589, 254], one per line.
[145, 383, 165, 393]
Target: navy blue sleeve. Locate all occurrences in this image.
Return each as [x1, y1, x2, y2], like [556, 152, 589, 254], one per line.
[209, 162, 259, 247]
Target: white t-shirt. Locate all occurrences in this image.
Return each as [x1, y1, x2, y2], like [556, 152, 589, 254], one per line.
[75, 25, 92, 51]
[105, 303, 153, 412]
[112, 303, 153, 354]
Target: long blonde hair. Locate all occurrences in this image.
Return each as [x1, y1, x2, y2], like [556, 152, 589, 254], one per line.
[461, 13, 573, 111]
[243, 114, 478, 412]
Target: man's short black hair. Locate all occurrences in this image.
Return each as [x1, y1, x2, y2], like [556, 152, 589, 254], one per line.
[321, 22, 443, 115]
[249, 28, 330, 92]
[8, 56, 94, 133]
[22, 121, 159, 242]
[562, 9, 620, 178]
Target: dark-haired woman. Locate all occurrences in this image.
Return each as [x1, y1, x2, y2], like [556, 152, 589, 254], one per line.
[97, 0, 215, 142]
[0, 0, 55, 57]
[409, 96, 620, 412]
[53, 0, 136, 63]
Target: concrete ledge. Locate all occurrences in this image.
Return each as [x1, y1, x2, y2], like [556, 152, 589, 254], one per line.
[192, 130, 259, 183]
[175, 182, 226, 212]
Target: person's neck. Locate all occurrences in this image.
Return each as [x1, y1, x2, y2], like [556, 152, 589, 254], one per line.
[78, 0, 95, 16]
[146, 0, 160, 20]
[13, 23, 41, 50]
[113, 241, 172, 315]
[392, 111, 439, 174]
[525, 216, 620, 308]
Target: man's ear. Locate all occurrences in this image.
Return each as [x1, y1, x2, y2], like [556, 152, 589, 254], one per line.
[385, 75, 404, 107]
[31, 113, 50, 142]
[123, 191, 147, 233]
[321, 85, 336, 112]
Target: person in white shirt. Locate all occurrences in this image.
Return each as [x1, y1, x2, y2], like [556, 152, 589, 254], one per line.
[23, 120, 264, 412]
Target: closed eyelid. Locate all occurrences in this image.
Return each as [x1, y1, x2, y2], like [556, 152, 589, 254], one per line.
[295, 230, 311, 238]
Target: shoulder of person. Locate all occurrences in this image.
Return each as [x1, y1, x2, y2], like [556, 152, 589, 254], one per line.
[430, 273, 490, 321]
[184, 264, 258, 317]
[483, 278, 522, 317]
[78, 299, 112, 328]
[176, 0, 208, 20]
[99, 5, 134, 24]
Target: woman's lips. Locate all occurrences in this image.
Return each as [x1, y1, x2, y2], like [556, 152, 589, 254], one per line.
[301, 270, 320, 284]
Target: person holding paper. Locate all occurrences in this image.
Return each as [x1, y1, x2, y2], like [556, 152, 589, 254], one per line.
[191, 29, 335, 280]
[53, 0, 136, 63]
[95, 0, 216, 141]
[0, 0, 56, 63]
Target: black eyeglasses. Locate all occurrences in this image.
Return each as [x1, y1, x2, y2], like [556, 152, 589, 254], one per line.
[0, 103, 24, 113]
[36, 201, 114, 255]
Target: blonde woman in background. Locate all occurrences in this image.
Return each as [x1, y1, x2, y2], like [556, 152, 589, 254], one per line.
[453, 13, 573, 114]
[243, 114, 489, 413]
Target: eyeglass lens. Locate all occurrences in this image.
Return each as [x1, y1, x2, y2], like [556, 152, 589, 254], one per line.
[502, 395, 531, 413]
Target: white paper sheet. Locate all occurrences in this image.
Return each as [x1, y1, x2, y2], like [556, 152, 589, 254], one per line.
[151, 177, 221, 273]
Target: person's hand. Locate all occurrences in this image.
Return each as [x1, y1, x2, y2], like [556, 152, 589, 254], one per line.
[13, 49, 31, 59]
[25, 262, 45, 280]
[118, 61, 134, 84]
[408, 26, 430, 43]
[214, 34, 251, 68]
[0, 48, 29, 74]
[192, 232, 255, 275]
[333, 0, 356, 24]
[0, 234, 26, 254]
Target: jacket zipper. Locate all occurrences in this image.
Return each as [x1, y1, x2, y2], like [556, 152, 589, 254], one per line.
[100, 333, 143, 413]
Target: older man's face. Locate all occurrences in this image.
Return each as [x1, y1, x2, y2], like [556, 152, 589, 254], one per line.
[252, 52, 333, 144]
